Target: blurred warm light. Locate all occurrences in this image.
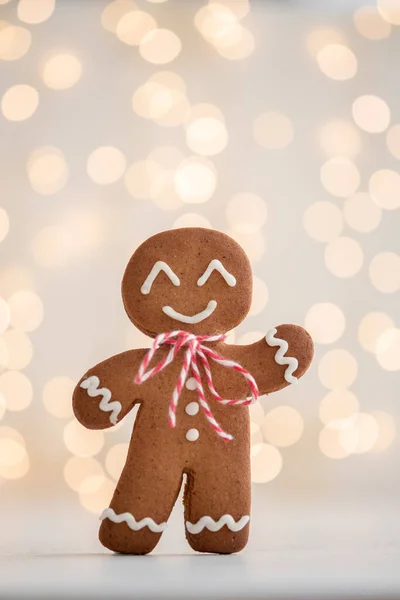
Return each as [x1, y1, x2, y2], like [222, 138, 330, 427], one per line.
[320, 120, 361, 159]
[343, 192, 382, 233]
[306, 27, 346, 57]
[0, 438, 29, 479]
[43, 376, 75, 419]
[150, 169, 183, 210]
[370, 411, 396, 452]
[358, 312, 395, 353]
[132, 80, 189, 125]
[319, 390, 360, 425]
[320, 157, 360, 198]
[105, 443, 129, 480]
[369, 252, 400, 293]
[0, 338, 7, 371]
[153, 91, 190, 127]
[0, 371, 33, 411]
[253, 111, 294, 150]
[369, 169, 400, 210]
[150, 70, 187, 94]
[63, 209, 104, 258]
[249, 277, 269, 316]
[43, 53, 82, 90]
[376, 328, 400, 371]
[224, 329, 236, 345]
[101, 0, 137, 33]
[250, 421, 263, 447]
[214, 0, 250, 19]
[139, 28, 181, 64]
[1, 84, 39, 121]
[87, 146, 127, 185]
[249, 402, 264, 426]
[0, 267, 34, 297]
[27, 146, 69, 195]
[195, 3, 240, 46]
[351, 413, 379, 454]
[146, 0, 169, 3]
[64, 456, 104, 492]
[305, 303, 345, 345]
[0, 297, 10, 334]
[8, 290, 43, 332]
[172, 213, 211, 229]
[226, 193, 267, 234]
[377, 0, 400, 25]
[303, 201, 343, 243]
[63, 420, 105, 457]
[17, 0, 55, 24]
[325, 236, 363, 278]
[79, 476, 115, 514]
[0, 394, 4, 421]
[174, 157, 217, 204]
[32, 226, 69, 268]
[148, 146, 184, 169]
[318, 349, 358, 390]
[237, 331, 263, 345]
[186, 117, 228, 156]
[352, 95, 390, 133]
[228, 230, 265, 263]
[262, 406, 304, 448]
[0, 24, 31, 60]
[317, 44, 357, 80]
[0, 208, 9, 243]
[216, 27, 254, 60]
[0, 426, 25, 445]
[186, 102, 224, 125]
[124, 159, 164, 199]
[116, 10, 156, 45]
[251, 443, 282, 483]
[386, 124, 400, 159]
[354, 5, 391, 40]
[3, 329, 33, 370]
[319, 420, 357, 459]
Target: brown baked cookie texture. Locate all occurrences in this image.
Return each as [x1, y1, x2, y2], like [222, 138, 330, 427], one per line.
[72, 227, 314, 555]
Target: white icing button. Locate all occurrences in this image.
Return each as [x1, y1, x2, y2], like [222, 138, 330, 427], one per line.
[186, 428, 199, 442]
[186, 377, 197, 391]
[185, 401, 199, 416]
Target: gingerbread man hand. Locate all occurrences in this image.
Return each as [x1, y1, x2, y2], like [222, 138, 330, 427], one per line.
[73, 228, 313, 556]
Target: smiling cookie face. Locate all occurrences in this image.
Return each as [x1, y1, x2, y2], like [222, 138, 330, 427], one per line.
[122, 228, 252, 337]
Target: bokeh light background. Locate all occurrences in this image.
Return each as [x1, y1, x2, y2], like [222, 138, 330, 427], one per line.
[0, 0, 399, 554]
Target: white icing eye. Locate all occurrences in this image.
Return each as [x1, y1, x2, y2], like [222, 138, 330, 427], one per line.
[197, 259, 236, 287]
[141, 261, 180, 295]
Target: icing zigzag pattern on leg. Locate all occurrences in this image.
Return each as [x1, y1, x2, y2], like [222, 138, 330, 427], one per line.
[265, 328, 299, 384]
[100, 508, 167, 533]
[80, 376, 122, 425]
[186, 515, 250, 534]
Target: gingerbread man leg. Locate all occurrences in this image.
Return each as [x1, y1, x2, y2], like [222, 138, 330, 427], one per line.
[99, 443, 183, 555]
[184, 449, 251, 555]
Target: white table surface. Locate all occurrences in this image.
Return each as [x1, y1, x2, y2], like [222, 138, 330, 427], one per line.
[1, 545, 399, 600]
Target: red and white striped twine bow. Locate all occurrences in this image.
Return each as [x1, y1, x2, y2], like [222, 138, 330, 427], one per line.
[134, 331, 259, 441]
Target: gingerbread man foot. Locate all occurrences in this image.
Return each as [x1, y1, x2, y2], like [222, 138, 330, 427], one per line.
[73, 228, 314, 555]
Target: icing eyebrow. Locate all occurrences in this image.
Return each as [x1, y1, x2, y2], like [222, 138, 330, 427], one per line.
[197, 259, 237, 287]
[141, 261, 180, 295]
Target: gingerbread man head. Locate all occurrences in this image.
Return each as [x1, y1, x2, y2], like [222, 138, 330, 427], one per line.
[122, 228, 253, 337]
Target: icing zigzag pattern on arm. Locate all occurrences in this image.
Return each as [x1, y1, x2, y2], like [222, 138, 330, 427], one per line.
[265, 328, 299, 384]
[100, 508, 167, 533]
[186, 515, 250, 534]
[80, 376, 122, 425]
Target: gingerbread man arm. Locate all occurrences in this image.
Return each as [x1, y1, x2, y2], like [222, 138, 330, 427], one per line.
[222, 324, 314, 395]
[73, 349, 147, 430]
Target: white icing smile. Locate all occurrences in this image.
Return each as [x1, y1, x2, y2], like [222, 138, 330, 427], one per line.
[162, 300, 217, 324]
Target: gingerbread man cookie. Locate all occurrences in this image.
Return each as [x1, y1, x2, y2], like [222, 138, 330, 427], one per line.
[73, 228, 313, 555]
